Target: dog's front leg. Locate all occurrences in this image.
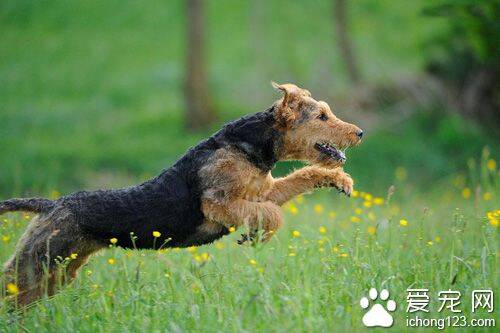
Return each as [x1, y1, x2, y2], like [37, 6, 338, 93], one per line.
[265, 165, 353, 206]
[202, 198, 283, 242]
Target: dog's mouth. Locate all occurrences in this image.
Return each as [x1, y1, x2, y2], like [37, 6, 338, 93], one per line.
[314, 142, 346, 163]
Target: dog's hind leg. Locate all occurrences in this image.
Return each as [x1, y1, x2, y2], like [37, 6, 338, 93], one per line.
[202, 198, 283, 242]
[3, 211, 103, 306]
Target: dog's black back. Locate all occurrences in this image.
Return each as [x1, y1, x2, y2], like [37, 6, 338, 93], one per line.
[57, 107, 280, 249]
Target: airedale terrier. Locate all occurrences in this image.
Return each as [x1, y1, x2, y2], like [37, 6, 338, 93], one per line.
[0, 82, 363, 306]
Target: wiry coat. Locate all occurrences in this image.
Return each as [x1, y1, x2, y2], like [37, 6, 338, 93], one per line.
[1, 108, 280, 250]
[61, 107, 281, 249]
[0, 82, 363, 306]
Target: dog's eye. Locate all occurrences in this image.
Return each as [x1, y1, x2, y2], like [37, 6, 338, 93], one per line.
[317, 113, 328, 121]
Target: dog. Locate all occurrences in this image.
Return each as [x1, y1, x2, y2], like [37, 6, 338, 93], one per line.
[0, 82, 363, 306]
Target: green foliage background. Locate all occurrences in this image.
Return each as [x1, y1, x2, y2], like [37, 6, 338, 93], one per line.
[0, 0, 495, 195]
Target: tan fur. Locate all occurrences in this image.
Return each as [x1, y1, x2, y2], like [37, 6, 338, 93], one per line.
[199, 147, 283, 239]
[200, 83, 362, 241]
[265, 166, 353, 206]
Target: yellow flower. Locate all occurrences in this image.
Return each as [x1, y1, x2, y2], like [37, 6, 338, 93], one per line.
[318, 226, 327, 234]
[229, 226, 236, 233]
[364, 194, 373, 201]
[332, 246, 339, 253]
[2, 235, 10, 243]
[340, 253, 348, 258]
[313, 204, 324, 214]
[200, 252, 210, 261]
[367, 226, 376, 235]
[462, 188, 471, 199]
[70, 253, 78, 260]
[249, 259, 257, 266]
[427, 241, 433, 246]
[350, 216, 361, 223]
[152, 231, 161, 238]
[319, 247, 325, 253]
[487, 159, 496, 171]
[295, 195, 304, 204]
[187, 246, 197, 253]
[328, 211, 336, 218]
[354, 208, 363, 215]
[373, 197, 384, 205]
[435, 236, 441, 242]
[488, 211, 499, 227]
[483, 192, 492, 201]
[292, 230, 301, 237]
[399, 219, 408, 227]
[395, 167, 407, 181]
[351, 190, 359, 198]
[110, 238, 118, 244]
[215, 242, 225, 250]
[288, 252, 296, 257]
[108, 258, 115, 265]
[363, 201, 373, 208]
[289, 205, 298, 215]
[6, 283, 19, 295]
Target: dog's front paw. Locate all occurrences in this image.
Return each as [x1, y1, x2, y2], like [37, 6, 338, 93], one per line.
[336, 173, 354, 196]
[321, 170, 353, 196]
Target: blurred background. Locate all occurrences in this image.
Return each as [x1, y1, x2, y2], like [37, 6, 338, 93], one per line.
[0, 0, 498, 197]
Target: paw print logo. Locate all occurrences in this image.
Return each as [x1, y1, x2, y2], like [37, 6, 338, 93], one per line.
[360, 288, 397, 327]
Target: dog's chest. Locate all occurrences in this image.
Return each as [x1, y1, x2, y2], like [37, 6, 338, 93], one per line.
[242, 173, 273, 201]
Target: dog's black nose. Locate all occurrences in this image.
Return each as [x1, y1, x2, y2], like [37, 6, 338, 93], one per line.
[356, 130, 364, 138]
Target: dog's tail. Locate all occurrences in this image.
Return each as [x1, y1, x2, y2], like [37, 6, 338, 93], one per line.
[0, 198, 55, 215]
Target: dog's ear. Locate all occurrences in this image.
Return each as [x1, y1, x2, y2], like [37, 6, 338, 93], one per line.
[271, 82, 301, 107]
[271, 82, 302, 127]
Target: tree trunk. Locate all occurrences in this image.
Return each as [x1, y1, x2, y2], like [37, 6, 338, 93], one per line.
[333, 0, 360, 84]
[185, 0, 216, 131]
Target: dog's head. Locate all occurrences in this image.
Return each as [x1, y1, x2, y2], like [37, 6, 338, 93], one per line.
[272, 82, 363, 168]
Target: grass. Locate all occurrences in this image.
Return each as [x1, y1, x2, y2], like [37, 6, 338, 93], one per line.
[0, 1, 498, 331]
[0, 157, 498, 332]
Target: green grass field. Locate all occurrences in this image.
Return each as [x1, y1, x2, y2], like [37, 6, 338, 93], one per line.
[1, 156, 498, 332]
